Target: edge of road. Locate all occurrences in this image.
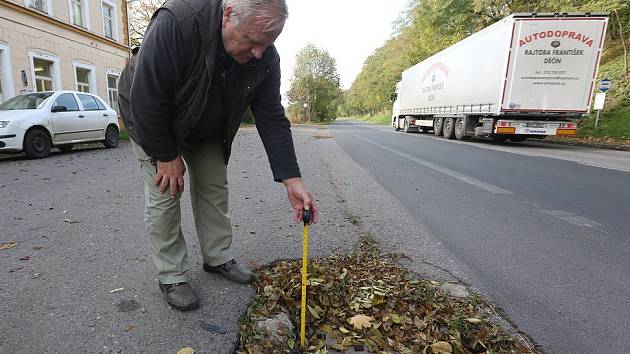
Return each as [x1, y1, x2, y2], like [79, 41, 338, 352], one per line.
[318, 124, 539, 350]
[348, 119, 630, 152]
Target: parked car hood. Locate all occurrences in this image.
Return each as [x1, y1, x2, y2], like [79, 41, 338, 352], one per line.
[0, 109, 40, 122]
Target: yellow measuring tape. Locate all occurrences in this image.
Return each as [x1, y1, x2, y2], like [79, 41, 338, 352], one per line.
[300, 208, 311, 348]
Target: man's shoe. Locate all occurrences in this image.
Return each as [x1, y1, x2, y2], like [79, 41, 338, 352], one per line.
[203, 260, 254, 284]
[158, 282, 199, 311]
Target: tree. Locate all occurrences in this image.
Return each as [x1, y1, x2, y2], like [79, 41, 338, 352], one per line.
[286, 44, 342, 122]
[344, 0, 630, 117]
[126, 0, 162, 47]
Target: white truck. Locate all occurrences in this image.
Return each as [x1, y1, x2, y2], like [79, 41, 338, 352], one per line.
[391, 12, 608, 142]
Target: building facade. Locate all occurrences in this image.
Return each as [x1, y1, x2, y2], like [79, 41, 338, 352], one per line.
[0, 0, 130, 113]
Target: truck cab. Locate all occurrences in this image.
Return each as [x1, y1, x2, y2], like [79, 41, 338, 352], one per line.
[391, 82, 401, 130]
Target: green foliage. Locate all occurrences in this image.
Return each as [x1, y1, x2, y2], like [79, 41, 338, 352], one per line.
[241, 107, 255, 124]
[344, 0, 630, 126]
[578, 109, 630, 138]
[287, 44, 342, 122]
[346, 113, 392, 126]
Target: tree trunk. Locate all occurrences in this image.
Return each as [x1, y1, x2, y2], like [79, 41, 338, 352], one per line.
[615, 10, 629, 76]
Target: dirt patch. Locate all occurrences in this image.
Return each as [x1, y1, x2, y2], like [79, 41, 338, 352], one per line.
[238, 235, 536, 354]
[544, 136, 630, 151]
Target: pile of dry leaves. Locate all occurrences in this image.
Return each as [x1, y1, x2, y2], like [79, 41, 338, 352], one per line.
[239, 237, 535, 354]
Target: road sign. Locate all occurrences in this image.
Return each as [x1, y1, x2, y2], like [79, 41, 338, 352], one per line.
[594, 92, 606, 129]
[599, 78, 611, 92]
[594, 92, 606, 110]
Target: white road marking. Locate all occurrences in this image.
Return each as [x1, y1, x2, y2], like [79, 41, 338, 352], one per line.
[354, 135, 513, 194]
[342, 120, 630, 173]
[544, 209, 608, 234]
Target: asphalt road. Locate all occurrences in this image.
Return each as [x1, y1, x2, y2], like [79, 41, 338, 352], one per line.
[0, 127, 357, 354]
[2, 123, 629, 353]
[330, 121, 630, 353]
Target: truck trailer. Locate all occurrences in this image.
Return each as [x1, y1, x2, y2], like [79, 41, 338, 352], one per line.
[391, 12, 609, 142]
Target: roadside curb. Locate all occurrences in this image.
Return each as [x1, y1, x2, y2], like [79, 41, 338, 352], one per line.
[542, 137, 630, 151]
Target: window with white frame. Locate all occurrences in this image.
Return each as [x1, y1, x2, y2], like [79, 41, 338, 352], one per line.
[0, 44, 14, 102]
[33, 58, 53, 92]
[29, 51, 60, 92]
[28, 0, 52, 14]
[102, 2, 115, 39]
[0, 52, 4, 102]
[0, 64, 4, 103]
[70, 0, 88, 28]
[76, 68, 90, 92]
[73, 61, 96, 93]
[107, 74, 119, 113]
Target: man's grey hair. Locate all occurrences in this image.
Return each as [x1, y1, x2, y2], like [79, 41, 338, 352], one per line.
[222, 0, 288, 33]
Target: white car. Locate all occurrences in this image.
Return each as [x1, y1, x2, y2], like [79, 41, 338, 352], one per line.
[0, 90, 120, 158]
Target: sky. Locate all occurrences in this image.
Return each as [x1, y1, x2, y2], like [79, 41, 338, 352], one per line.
[274, 0, 410, 98]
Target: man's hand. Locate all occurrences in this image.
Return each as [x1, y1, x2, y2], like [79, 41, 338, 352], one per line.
[283, 177, 319, 225]
[154, 156, 186, 198]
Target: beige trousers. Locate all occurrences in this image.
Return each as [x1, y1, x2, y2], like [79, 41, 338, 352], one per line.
[131, 140, 234, 284]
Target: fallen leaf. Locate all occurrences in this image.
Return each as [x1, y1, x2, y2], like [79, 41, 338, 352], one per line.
[431, 341, 452, 353]
[319, 324, 334, 333]
[287, 338, 295, 350]
[0, 242, 17, 250]
[177, 348, 195, 354]
[414, 316, 427, 330]
[465, 318, 482, 324]
[349, 314, 374, 330]
[109, 288, 124, 293]
[20, 256, 30, 261]
[64, 219, 78, 224]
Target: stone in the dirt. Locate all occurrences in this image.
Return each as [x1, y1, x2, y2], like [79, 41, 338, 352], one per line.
[255, 312, 294, 347]
[440, 283, 469, 299]
[325, 334, 377, 354]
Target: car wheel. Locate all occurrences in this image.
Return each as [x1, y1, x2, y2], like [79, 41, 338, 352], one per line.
[443, 117, 456, 139]
[433, 118, 444, 136]
[103, 125, 119, 148]
[58, 144, 73, 152]
[23, 128, 51, 159]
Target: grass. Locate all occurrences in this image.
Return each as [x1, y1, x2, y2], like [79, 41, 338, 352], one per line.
[118, 128, 129, 141]
[348, 112, 391, 126]
[577, 109, 630, 139]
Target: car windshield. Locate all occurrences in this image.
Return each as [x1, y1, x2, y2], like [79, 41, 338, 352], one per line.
[0, 92, 54, 110]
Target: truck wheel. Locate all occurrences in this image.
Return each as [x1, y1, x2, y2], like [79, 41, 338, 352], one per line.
[403, 118, 412, 133]
[394, 118, 400, 131]
[454, 117, 469, 140]
[433, 118, 444, 136]
[492, 135, 508, 143]
[443, 117, 456, 139]
[23, 128, 51, 159]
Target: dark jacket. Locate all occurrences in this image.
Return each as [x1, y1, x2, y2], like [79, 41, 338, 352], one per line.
[118, 0, 300, 182]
